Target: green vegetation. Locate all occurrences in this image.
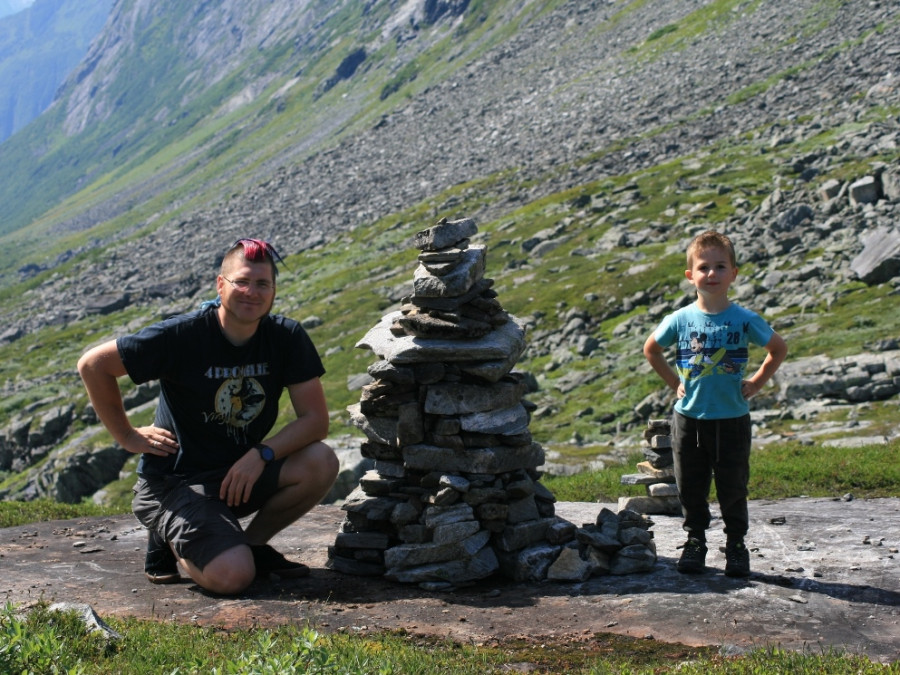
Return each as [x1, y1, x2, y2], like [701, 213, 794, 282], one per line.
[0, 498, 119, 528]
[646, 23, 678, 42]
[2, 600, 896, 673]
[544, 438, 900, 504]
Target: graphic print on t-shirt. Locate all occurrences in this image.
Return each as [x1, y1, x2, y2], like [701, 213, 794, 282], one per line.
[208, 363, 269, 444]
[676, 319, 748, 381]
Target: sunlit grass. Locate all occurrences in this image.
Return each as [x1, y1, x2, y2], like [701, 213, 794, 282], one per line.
[2, 602, 894, 674]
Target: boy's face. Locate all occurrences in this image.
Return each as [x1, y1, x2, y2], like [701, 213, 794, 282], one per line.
[685, 245, 738, 300]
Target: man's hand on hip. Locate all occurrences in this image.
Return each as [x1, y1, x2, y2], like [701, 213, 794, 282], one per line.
[125, 426, 178, 457]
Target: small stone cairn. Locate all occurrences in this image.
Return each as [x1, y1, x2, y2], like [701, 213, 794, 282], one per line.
[326, 218, 657, 588]
[618, 419, 681, 516]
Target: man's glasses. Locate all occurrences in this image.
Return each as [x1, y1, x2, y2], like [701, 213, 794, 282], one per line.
[221, 276, 275, 292]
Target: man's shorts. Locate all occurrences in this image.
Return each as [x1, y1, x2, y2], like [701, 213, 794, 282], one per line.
[132, 459, 284, 571]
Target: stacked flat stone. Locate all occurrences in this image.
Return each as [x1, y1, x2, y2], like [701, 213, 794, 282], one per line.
[618, 419, 681, 516]
[326, 218, 658, 587]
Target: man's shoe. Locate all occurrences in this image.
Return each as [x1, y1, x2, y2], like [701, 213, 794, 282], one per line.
[251, 544, 310, 579]
[724, 540, 751, 578]
[676, 537, 708, 574]
[145, 530, 180, 584]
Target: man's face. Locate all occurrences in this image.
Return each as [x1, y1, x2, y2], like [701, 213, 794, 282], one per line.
[217, 258, 276, 325]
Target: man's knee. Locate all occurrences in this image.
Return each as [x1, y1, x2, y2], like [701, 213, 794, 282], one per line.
[315, 441, 340, 484]
[189, 545, 255, 595]
[293, 441, 339, 486]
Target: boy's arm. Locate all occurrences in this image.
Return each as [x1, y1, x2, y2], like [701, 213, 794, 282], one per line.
[741, 332, 788, 399]
[643, 334, 683, 395]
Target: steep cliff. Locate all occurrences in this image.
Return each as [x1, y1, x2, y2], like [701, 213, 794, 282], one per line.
[0, 0, 111, 142]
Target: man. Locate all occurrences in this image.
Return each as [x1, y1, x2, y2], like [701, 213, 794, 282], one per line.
[78, 238, 338, 595]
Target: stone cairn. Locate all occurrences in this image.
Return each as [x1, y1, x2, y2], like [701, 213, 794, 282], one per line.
[618, 419, 681, 516]
[326, 218, 657, 588]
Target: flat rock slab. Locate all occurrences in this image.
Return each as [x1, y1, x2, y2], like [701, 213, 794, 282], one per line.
[1, 498, 898, 663]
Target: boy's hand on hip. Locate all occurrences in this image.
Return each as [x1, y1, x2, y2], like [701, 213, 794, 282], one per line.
[741, 380, 760, 399]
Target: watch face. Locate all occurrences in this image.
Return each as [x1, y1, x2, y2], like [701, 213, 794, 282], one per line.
[258, 445, 275, 462]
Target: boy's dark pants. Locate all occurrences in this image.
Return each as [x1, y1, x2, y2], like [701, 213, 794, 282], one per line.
[671, 411, 752, 542]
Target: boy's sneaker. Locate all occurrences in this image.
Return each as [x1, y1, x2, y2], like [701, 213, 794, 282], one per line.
[144, 530, 180, 584]
[676, 537, 708, 574]
[724, 540, 751, 577]
[251, 544, 310, 579]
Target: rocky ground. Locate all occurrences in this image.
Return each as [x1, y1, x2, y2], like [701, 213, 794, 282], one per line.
[2, 498, 898, 663]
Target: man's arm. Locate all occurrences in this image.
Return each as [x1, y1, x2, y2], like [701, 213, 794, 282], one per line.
[265, 377, 331, 456]
[77, 341, 178, 456]
[742, 332, 788, 399]
[220, 377, 330, 507]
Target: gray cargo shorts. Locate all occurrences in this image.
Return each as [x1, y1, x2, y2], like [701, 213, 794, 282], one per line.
[132, 459, 284, 571]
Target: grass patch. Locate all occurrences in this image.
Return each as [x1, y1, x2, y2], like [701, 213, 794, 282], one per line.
[750, 440, 900, 499]
[542, 456, 645, 503]
[2, 602, 894, 674]
[0, 498, 121, 529]
[542, 439, 900, 506]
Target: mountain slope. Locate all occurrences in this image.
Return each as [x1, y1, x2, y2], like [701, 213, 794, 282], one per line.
[0, 0, 475, 244]
[0, 0, 899, 502]
[0, 0, 111, 142]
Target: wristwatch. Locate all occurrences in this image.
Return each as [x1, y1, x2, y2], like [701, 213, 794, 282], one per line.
[255, 444, 276, 463]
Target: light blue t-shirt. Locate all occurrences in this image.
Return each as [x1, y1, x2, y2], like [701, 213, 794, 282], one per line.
[654, 302, 774, 420]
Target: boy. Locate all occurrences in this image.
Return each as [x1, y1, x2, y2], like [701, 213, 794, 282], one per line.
[643, 230, 787, 577]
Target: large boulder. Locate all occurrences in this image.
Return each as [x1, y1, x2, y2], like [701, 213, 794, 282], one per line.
[850, 227, 900, 284]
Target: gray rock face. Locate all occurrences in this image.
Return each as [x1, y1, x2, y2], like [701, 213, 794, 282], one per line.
[777, 351, 900, 403]
[413, 217, 478, 252]
[356, 312, 526, 375]
[328, 219, 658, 586]
[850, 227, 900, 285]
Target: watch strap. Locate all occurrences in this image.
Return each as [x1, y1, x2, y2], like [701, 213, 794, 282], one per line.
[255, 444, 275, 462]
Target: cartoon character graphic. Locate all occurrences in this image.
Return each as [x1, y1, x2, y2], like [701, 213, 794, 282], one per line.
[214, 377, 265, 443]
[687, 331, 714, 377]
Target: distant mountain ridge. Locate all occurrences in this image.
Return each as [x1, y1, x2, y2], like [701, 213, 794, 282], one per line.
[0, 0, 34, 20]
[0, 0, 111, 142]
[0, 0, 471, 243]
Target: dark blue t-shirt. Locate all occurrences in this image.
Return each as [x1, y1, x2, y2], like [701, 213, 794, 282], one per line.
[117, 306, 325, 476]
